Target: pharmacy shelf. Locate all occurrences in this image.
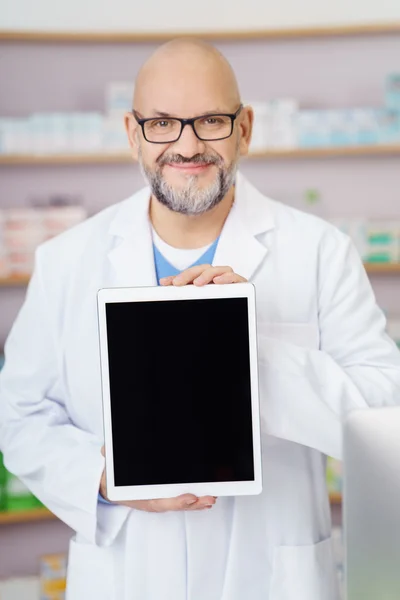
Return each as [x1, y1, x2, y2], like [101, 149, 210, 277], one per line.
[0, 23, 400, 42]
[1, 145, 400, 166]
[0, 507, 56, 525]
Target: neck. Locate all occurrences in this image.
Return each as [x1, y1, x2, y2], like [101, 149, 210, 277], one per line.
[149, 186, 234, 249]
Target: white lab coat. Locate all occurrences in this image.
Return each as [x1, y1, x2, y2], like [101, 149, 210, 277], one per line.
[1, 173, 400, 600]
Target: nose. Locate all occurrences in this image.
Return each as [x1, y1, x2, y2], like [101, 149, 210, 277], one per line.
[170, 122, 206, 158]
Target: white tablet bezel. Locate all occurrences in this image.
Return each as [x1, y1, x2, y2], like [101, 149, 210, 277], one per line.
[97, 282, 262, 502]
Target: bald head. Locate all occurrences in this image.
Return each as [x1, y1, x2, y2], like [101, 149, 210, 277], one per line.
[125, 38, 253, 217]
[133, 39, 241, 116]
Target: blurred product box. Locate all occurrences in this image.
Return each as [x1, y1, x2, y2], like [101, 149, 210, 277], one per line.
[248, 102, 271, 152]
[325, 110, 357, 147]
[296, 106, 400, 149]
[387, 319, 400, 350]
[0, 452, 7, 511]
[352, 108, 380, 145]
[0, 206, 87, 277]
[329, 218, 400, 264]
[0, 452, 42, 512]
[267, 99, 298, 149]
[0, 113, 104, 155]
[296, 110, 330, 148]
[106, 81, 134, 118]
[0, 577, 40, 600]
[248, 99, 298, 152]
[365, 221, 400, 263]
[102, 115, 129, 151]
[4, 470, 43, 511]
[386, 73, 400, 111]
[376, 108, 400, 144]
[40, 554, 67, 600]
[326, 457, 342, 495]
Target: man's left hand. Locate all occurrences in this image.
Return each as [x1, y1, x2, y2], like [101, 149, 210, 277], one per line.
[160, 264, 247, 287]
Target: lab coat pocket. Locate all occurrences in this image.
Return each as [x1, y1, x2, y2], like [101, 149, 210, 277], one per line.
[66, 536, 115, 600]
[270, 537, 340, 600]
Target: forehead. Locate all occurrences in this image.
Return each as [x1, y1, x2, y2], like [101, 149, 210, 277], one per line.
[135, 58, 237, 118]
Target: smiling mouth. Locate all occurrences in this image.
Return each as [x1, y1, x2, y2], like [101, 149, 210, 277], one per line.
[166, 162, 213, 171]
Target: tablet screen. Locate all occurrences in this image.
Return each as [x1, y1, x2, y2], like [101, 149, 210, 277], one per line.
[105, 297, 255, 487]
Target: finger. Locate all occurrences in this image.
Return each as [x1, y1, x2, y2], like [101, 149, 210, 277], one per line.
[213, 273, 247, 284]
[188, 496, 217, 510]
[101, 446, 105, 457]
[172, 264, 212, 286]
[159, 275, 175, 286]
[193, 266, 234, 286]
[154, 494, 199, 512]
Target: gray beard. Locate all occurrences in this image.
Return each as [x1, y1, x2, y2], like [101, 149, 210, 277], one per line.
[138, 150, 238, 216]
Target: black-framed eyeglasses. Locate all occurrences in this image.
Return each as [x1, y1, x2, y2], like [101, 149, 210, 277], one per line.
[132, 104, 243, 144]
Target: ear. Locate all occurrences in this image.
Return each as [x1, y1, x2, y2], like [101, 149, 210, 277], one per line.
[124, 112, 139, 161]
[238, 106, 254, 157]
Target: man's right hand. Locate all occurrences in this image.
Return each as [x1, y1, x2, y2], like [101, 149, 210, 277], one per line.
[100, 446, 217, 512]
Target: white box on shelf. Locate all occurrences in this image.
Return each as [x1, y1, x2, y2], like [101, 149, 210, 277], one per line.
[106, 82, 134, 118]
[296, 110, 331, 148]
[0, 576, 40, 600]
[366, 220, 400, 264]
[267, 99, 298, 149]
[102, 115, 129, 152]
[352, 108, 380, 146]
[42, 206, 88, 237]
[69, 112, 103, 153]
[247, 101, 271, 152]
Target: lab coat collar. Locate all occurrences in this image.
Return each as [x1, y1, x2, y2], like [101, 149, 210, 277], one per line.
[107, 171, 275, 285]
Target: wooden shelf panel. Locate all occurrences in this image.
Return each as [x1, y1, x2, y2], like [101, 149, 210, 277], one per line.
[0, 153, 133, 165]
[249, 145, 400, 159]
[0, 275, 31, 286]
[329, 492, 342, 505]
[0, 144, 400, 166]
[0, 507, 56, 525]
[364, 263, 400, 274]
[0, 23, 400, 43]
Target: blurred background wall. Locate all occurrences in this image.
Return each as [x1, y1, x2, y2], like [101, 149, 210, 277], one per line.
[0, 2, 400, 598]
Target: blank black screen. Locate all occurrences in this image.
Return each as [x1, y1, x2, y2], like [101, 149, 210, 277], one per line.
[106, 297, 255, 486]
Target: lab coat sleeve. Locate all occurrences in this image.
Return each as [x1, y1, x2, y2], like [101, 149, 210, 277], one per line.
[0, 250, 130, 545]
[259, 231, 400, 459]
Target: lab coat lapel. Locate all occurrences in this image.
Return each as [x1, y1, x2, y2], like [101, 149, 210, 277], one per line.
[213, 172, 275, 281]
[107, 186, 157, 287]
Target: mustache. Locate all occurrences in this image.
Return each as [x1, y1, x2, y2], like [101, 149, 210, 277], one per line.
[157, 153, 222, 167]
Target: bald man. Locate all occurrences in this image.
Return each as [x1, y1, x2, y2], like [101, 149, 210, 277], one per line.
[1, 39, 400, 600]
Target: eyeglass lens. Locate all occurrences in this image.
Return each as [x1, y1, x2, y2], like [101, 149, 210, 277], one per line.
[143, 115, 233, 142]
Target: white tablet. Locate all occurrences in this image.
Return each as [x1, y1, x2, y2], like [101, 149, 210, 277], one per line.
[97, 283, 262, 502]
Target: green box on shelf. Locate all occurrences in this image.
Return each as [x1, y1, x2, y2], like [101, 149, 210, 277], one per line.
[4, 468, 43, 511]
[0, 452, 7, 511]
